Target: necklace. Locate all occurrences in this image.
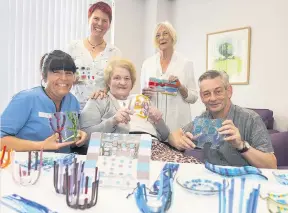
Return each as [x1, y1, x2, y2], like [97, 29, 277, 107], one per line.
[87, 38, 105, 49]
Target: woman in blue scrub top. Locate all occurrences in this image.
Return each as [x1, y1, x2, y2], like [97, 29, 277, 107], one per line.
[0, 50, 87, 152]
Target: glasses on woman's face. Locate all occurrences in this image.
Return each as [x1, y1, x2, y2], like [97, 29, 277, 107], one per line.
[156, 31, 170, 39]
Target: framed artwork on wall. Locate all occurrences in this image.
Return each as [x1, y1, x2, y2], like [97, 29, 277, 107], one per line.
[206, 27, 251, 85]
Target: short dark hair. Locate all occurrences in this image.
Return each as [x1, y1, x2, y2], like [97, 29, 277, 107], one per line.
[41, 50, 76, 80]
[198, 70, 229, 88]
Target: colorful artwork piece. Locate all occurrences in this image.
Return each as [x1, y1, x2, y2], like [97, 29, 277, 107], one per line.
[0, 194, 58, 213]
[206, 27, 251, 85]
[273, 172, 288, 185]
[151, 163, 179, 195]
[85, 132, 152, 188]
[192, 117, 224, 149]
[48, 111, 79, 143]
[148, 77, 180, 96]
[205, 161, 268, 180]
[130, 94, 150, 119]
[0, 145, 12, 169]
[53, 158, 99, 210]
[12, 151, 43, 186]
[134, 166, 174, 213]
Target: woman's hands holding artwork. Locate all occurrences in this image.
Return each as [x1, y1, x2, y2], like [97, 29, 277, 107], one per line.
[113, 108, 134, 125]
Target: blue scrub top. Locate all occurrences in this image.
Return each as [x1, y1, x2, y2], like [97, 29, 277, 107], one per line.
[0, 86, 80, 153]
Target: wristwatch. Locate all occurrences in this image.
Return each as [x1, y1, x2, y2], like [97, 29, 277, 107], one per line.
[237, 141, 250, 153]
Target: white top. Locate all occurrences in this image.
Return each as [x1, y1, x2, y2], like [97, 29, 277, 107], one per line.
[140, 51, 198, 132]
[67, 40, 122, 109]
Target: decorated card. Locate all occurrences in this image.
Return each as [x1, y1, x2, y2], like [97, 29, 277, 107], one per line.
[129, 94, 150, 119]
[192, 117, 225, 149]
[148, 77, 180, 96]
[85, 132, 152, 188]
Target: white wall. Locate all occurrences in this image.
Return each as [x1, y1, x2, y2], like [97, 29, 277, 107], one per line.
[172, 0, 288, 131]
[114, 0, 145, 93]
[0, 1, 9, 114]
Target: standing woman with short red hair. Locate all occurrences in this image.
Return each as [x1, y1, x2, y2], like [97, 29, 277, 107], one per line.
[68, 1, 121, 110]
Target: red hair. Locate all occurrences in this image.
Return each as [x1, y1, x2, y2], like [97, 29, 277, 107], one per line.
[88, 2, 112, 23]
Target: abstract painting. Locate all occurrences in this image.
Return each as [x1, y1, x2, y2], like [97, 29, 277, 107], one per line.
[206, 27, 251, 85]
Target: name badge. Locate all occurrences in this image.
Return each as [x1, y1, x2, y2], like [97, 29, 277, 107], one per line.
[38, 112, 52, 118]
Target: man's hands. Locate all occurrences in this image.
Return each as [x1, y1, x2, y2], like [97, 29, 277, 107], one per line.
[218, 120, 243, 149]
[169, 128, 196, 151]
[169, 119, 244, 151]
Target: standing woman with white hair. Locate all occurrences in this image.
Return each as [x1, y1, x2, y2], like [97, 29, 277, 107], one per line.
[141, 21, 198, 132]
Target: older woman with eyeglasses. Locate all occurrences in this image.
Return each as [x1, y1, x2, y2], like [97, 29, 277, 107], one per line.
[0, 50, 87, 152]
[80, 58, 201, 163]
[141, 21, 198, 133]
[67, 1, 121, 110]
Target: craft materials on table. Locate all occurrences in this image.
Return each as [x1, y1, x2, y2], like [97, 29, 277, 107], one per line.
[48, 111, 79, 143]
[148, 77, 180, 96]
[151, 163, 179, 195]
[219, 178, 261, 213]
[84, 132, 152, 188]
[272, 171, 288, 185]
[205, 161, 268, 180]
[261, 192, 288, 213]
[53, 158, 99, 209]
[0, 194, 58, 213]
[176, 177, 229, 196]
[12, 150, 43, 186]
[134, 165, 174, 213]
[0, 145, 12, 169]
[192, 117, 224, 149]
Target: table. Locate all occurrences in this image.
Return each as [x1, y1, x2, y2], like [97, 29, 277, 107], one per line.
[1, 152, 288, 213]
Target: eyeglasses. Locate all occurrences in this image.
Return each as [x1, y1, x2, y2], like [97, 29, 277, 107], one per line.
[0, 146, 12, 169]
[12, 150, 43, 186]
[155, 32, 170, 39]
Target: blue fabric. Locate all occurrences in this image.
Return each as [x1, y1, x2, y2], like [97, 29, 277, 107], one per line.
[0, 86, 80, 153]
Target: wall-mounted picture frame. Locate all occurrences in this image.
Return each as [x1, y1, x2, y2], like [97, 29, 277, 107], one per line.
[206, 27, 251, 85]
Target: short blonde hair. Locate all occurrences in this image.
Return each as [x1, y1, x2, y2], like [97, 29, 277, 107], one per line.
[104, 58, 137, 90]
[153, 21, 177, 49]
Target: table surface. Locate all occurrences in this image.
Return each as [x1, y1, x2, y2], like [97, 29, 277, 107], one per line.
[1, 152, 288, 213]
